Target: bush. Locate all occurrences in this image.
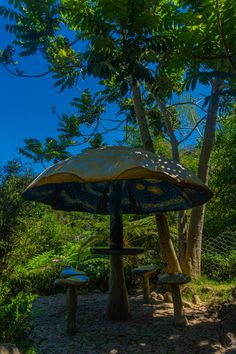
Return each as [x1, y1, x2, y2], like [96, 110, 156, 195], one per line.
[0, 286, 35, 350]
[3, 265, 62, 296]
[202, 251, 236, 281]
[76, 256, 110, 291]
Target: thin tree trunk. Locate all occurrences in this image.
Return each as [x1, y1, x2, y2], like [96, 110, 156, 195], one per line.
[149, 86, 189, 264]
[131, 81, 181, 273]
[178, 211, 188, 262]
[131, 81, 155, 152]
[183, 78, 222, 278]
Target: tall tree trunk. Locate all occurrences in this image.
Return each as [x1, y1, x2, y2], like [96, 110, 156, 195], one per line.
[183, 78, 222, 278]
[131, 81, 181, 273]
[149, 87, 189, 264]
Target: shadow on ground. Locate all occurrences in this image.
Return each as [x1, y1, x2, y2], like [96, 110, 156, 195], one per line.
[31, 292, 230, 354]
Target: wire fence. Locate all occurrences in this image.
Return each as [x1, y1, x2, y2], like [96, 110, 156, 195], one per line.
[201, 230, 236, 281]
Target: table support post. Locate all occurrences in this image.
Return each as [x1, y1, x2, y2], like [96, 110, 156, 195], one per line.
[67, 286, 78, 335]
[106, 182, 130, 320]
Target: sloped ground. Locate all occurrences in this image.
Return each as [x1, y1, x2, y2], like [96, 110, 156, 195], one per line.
[30, 292, 234, 354]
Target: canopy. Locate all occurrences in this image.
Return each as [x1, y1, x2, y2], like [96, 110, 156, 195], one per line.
[23, 146, 212, 214]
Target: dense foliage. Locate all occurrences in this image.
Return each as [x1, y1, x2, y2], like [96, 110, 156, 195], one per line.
[0, 0, 236, 350]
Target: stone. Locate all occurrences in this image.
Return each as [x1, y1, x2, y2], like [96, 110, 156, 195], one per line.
[163, 291, 172, 303]
[156, 293, 164, 302]
[183, 301, 194, 309]
[192, 294, 201, 305]
[0, 344, 21, 354]
[225, 347, 236, 353]
[219, 308, 236, 347]
[150, 291, 158, 298]
[109, 349, 118, 354]
[157, 302, 173, 310]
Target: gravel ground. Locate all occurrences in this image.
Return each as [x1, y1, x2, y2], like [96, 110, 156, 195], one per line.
[31, 292, 227, 354]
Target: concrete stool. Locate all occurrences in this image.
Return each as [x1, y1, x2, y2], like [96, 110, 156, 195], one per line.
[55, 275, 89, 335]
[158, 273, 191, 326]
[132, 265, 158, 304]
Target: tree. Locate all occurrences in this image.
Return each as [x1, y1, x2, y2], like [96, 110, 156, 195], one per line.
[205, 111, 236, 236]
[1, 0, 236, 277]
[0, 160, 32, 271]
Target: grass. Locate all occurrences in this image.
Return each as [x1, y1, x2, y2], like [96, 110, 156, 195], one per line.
[181, 276, 235, 303]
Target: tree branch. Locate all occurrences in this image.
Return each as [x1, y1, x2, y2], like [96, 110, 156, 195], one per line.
[167, 100, 207, 113]
[178, 116, 206, 145]
[3, 64, 51, 78]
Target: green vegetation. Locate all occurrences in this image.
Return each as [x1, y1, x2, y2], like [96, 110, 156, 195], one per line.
[0, 0, 236, 351]
[0, 285, 35, 352]
[0, 145, 235, 350]
[181, 277, 235, 304]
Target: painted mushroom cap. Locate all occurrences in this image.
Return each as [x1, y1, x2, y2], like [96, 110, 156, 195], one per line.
[60, 267, 86, 278]
[23, 146, 212, 214]
[55, 275, 89, 286]
[132, 265, 158, 274]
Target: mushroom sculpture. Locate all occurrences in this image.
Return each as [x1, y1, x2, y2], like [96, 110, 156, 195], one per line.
[23, 146, 212, 320]
[132, 265, 158, 304]
[55, 275, 89, 335]
[159, 273, 191, 326]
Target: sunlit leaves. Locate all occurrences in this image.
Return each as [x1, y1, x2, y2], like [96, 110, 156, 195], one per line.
[47, 35, 83, 91]
[71, 89, 106, 124]
[18, 137, 72, 167]
[86, 133, 107, 150]
[1, 0, 62, 57]
[0, 45, 16, 65]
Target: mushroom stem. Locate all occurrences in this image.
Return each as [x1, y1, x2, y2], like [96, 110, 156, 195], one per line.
[171, 284, 188, 326]
[107, 182, 130, 320]
[107, 254, 130, 320]
[67, 285, 78, 335]
[143, 274, 151, 304]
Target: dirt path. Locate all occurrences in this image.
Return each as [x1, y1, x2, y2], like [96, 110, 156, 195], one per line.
[31, 292, 229, 354]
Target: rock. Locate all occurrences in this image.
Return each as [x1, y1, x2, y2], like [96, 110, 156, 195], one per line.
[110, 349, 118, 354]
[201, 286, 212, 293]
[157, 302, 173, 310]
[156, 293, 164, 302]
[225, 347, 236, 353]
[192, 294, 201, 305]
[219, 309, 236, 347]
[163, 291, 172, 303]
[150, 291, 158, 298]
[0, 344, 21, 354]
[150, 291, 164, 302]
[183, 301, 194, 309]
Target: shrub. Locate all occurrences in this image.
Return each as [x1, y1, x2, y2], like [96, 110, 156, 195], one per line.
[3, 265, 62, 296]
[76, 256, 110, 291]
[201, 251, 236, 281]
[0, 286, 35, 350]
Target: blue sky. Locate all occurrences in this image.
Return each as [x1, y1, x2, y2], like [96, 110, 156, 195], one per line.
[0, 5, 209, 173]
[0, 21, 123, 172]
